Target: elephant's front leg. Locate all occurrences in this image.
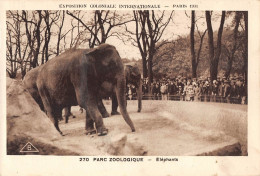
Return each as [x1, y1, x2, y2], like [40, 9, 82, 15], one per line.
[86, 97, 108, 136]
[111, 92, 121, 115]
[85, 110, 96, 135]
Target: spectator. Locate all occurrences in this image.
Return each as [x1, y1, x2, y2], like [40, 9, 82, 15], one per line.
[168, 81, 176, 100]
[160, 82, 168, 100]
[184, 79, 195, 101]
[142, 81, 148, 95]
[194, 82, 201, 102]
[132, 85, 137, 100]
[152, 83, 160, 100]
[212, 80, 218, 102]
[229, 80, 238, 104]
[218, 77, 226, 102]
[241, 79, 247, 104]
[224, 80, 231, 103]
[128, 84, 132, 100]
[181, 78, 186, 101]
[236, 77, 244, 104]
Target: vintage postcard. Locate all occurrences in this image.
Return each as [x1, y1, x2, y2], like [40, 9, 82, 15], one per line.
[0, 0, 260, 175]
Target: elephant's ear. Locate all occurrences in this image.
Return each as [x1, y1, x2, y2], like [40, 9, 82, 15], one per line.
[83, 48, 99, 78]
[85, 44, 114, 62]
[85, 47, 99, 63]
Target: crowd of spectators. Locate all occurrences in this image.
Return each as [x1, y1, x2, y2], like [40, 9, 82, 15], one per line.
[136, 75, 247, 104]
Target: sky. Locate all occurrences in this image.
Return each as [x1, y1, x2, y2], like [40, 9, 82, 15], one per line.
[7, 10, 232, 62]
[104, 11, 229, 60]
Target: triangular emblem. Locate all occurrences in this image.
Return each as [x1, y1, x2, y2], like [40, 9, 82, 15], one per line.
[20, 142, 39, 153]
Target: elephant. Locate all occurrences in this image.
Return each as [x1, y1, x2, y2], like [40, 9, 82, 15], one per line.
[24, 67, 110, 123]
[111, 64, 142, 114]
[23, 43, 135, 136]
[63, 64, 142, 123]
[23, 64, 45, 112]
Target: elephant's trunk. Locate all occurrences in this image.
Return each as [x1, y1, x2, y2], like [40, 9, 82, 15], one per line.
[116, 74, 135, 132]
[137, 78, 142, 112]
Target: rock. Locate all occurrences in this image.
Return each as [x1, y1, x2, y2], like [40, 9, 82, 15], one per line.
[6, 78, 77, 155]
[106, 133, 147, 155]
[107, 134, 127, 155]
[197, 142, 242, 156]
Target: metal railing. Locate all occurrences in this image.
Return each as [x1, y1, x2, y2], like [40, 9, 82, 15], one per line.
[128, 95, 247, 104]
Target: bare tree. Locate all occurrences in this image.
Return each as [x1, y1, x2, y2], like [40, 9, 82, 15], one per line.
[22, 10, 43, 68]
[222, 12, 243, 78]
[242, 11, 248, 86]
[6, 18, 18, 78]
[190, 11, 207, 78]
[6, 11, 32, 78]
[130, 10, 173, 90]
[41, 11, 60, 64]
[131, 11, 148, 78]
[205, 11, 226, 81]
[55, 11, 65, 55]
[67, 10, 133, 48]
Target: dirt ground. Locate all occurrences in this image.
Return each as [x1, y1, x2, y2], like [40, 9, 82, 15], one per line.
[54, 100, 247, 156]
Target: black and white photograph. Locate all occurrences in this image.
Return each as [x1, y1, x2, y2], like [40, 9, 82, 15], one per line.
[1, 0, 260, 175]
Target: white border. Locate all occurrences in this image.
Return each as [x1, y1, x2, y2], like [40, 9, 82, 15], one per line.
[1, 0, 260, 175]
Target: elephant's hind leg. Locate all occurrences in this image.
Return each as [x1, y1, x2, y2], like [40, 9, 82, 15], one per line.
[52, 109, 64, 135]
[97, 98, 110, 118]
[38, 87, 64, 135]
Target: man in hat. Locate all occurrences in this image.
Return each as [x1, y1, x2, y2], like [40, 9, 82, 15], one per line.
[237, 76, 247, 104]
[185, 79, 195, 101]
[160, 82, 168, 100]
[152, 83, 160, 100]
[218, 76, 226, 102]
[212, 80, 218, 102]
[229, 80, 238, 104]
[223, 79, 231, 103]
[168, 80, 176, 100]
[177, 78, 184, 101]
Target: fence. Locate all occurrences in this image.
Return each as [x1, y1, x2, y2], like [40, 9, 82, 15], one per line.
[129, 95, 247, 105]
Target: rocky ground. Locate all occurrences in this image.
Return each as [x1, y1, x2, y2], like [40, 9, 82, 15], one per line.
[7, 78, 247, 156]
[57, 100, 247, 156]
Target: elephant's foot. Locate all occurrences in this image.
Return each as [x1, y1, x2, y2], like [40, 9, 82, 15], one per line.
[86, 129, 96, 135]
[111, 111, 120, 116]
[137, 109, 141, 112]
[97, 127, 108, 136]
[59, 116, 64, 121]
[102, 112, 110, 118]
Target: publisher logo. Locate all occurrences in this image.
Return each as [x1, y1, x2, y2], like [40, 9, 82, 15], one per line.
[20, 142, 39, 153]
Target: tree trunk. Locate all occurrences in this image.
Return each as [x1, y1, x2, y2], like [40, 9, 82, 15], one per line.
[225, 12, 241, 78]
[190, 11, 197, 78]
[148, 53, 153, 85]
[243, 11, 248, 86]
[142, 54, 148, 78]
[206, 11, 226, 82]
[32, 10, 43, 68]
[225, 56, 232, 78]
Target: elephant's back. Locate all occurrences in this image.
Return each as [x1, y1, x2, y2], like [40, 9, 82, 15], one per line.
[23, 65, 44, 90]
[39, 49, 87, 78]
[36, 49, 84, 106]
